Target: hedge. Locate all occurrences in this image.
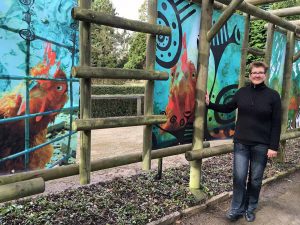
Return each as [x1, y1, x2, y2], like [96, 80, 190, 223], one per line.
[92, 85, 145, 95]
[91, 85, 145, 118]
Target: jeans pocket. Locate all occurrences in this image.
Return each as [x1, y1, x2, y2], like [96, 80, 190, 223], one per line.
[234, 142, 247, 152]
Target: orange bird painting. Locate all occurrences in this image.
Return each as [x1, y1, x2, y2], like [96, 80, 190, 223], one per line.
[0, 43, 68, 173]
[158, 33, 198, 143]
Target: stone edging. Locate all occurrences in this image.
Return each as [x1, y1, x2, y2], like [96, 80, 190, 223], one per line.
[147, 164, 300, 225]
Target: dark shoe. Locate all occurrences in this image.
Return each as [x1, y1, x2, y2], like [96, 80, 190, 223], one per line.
[245, 211, 256, 222]
[226, 212, 243, 221]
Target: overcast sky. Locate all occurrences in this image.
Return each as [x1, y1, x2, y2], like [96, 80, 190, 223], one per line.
[111, 0, 144, 20]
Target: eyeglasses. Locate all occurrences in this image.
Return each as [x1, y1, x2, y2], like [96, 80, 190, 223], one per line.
[251, 72, 265, 75]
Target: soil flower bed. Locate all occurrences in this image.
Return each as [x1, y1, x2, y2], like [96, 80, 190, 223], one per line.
[0, 139, 299, 225]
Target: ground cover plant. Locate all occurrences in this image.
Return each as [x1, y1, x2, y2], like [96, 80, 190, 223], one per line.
[0, 138, 299, 225]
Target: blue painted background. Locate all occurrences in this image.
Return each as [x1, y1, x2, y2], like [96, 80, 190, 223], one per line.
[268, 31, 287, 96]
[0, 0, 79, 173]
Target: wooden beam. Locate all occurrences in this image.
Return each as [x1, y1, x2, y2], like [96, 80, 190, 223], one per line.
[0, 142, 210, 186]
[0, 178, 45, 203]
[264, 23, 275, 85]
[290, 20, 300, 25]
[152, 143, 203, 159]
[279, 31, 295, 162]
[265, 24, 300, 40]
[72, 67, 169, 80]
[185, 130, 300, 161]
[191, 0, 227, 11]
[239, 13, 250, 88]
[72, 7, 171, 36]
[248, 47, 265, 56]
[246, 0, 289, 5]
[189, 0, 213, 200]
[73, 115, 167, 131]
[78, 0, 91, 185]
[186, 144, 234, 160]
[207, 0, 244, 42]
[216, 0, 300, 33]
[281, 131, 300, 140]
[251, 6, 300, 20]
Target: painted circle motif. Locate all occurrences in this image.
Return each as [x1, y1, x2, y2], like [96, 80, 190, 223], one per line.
[214, 84, 238, 124]
[19, 0, 35, 6]
[156, 0, 182, 69]
[19, 29, 35, 41]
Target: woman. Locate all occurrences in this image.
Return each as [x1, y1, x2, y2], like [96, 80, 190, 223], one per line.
[206, 61, 281, 222]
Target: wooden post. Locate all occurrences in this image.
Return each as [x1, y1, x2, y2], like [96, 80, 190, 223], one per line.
[264, 23, 275, 85]
[0, 178, 45, 203]
[189, 0, 213, 200]
[137, 97, 142, 116]
[239, 13, 250, 88]
[143, 0, 157, 171]
[207, 0, 244, 42]
[79, 0, 91, 185]
[279, 31, 295, 162]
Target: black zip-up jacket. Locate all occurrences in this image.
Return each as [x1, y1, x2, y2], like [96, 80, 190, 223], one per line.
[208, 82, 281, 150]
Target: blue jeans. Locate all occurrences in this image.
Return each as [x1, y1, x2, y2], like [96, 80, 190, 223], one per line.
[230, 142, 268, 214]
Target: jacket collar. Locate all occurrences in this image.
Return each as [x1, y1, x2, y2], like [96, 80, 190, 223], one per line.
[250, 82, 266, 90]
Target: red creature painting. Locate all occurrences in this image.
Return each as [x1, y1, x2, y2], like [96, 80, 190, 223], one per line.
[159, 33, 198, 143]
[0, 43, 68, 173]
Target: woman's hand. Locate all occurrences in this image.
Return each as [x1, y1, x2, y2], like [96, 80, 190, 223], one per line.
[267, 149, 278, 158]
[205, 91, 210, 106]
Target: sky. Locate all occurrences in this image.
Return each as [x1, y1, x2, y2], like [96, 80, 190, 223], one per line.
[111, 0, 144, 20]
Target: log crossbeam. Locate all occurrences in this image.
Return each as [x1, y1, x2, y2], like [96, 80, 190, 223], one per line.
[72, 7, 171, 36]
[73, 115, 167, 131]
[72, 66, 169, 80]
[251, 6, 300, 20]
[248, 47, 265, 56]
[207, 0, 244, 42]
[216, 0, 300, 34]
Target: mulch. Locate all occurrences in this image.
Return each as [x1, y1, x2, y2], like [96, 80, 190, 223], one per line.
[0, 139, 299, 225]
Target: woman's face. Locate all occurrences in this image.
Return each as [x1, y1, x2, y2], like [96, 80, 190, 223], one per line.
[250, 66, 266, 85]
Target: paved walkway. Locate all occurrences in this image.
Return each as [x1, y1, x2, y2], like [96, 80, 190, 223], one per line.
[180, 170, 300, 225]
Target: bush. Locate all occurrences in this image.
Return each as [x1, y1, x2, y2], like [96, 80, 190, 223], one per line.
[91, 85, 145, 118]
[92, 85, 145, 95]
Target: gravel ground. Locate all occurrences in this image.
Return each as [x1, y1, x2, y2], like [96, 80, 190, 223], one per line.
[0, 138, 299, 225]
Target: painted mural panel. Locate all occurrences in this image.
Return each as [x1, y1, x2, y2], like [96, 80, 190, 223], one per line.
[288, 39, 300, 129]
[268, 31, 287, 96]
[205, 11, 244, 140]
[152, 0, 245, 149]
[0, 0, 79, 174]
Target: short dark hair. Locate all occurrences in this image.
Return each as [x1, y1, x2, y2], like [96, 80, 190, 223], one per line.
[250, 61, 268, 73]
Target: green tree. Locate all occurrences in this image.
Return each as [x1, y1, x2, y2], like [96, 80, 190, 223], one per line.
[124, 0, 147, 70]
[91, 0, 130, 69]
[247, 1, 300, 69]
